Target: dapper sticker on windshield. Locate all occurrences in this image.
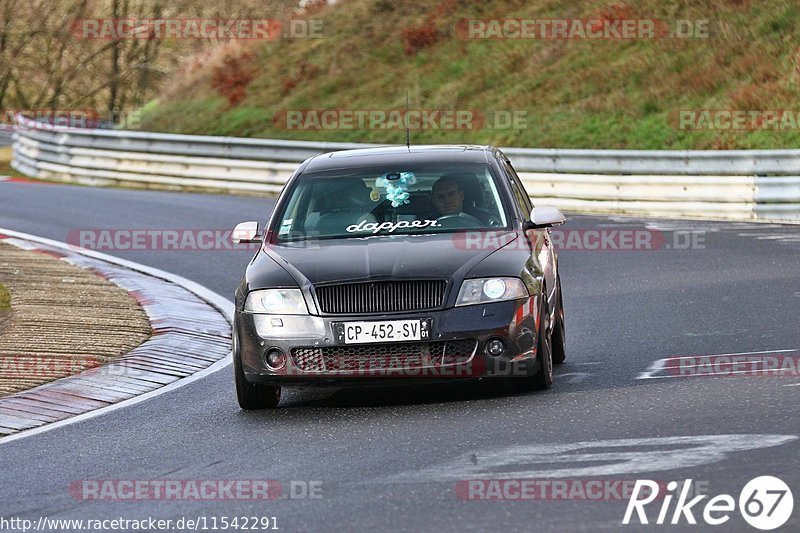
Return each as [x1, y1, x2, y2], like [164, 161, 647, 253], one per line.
[346, 219, 441, 234]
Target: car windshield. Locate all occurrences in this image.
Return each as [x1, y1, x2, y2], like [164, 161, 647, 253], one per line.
[273, 162, 510, 242]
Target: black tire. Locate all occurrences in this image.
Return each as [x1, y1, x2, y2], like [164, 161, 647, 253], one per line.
[233, 337, 281, 410]
[552, 276, 567, 365]
[512, 288, 553, 391]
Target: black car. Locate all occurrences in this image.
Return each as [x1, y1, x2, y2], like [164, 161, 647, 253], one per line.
[231, 145, 567, 409]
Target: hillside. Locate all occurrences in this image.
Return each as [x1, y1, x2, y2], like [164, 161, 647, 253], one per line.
[138, 0, 800, 149]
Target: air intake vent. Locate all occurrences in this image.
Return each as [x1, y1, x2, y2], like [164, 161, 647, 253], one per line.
[315, 280, 446, 314]
[291, 339, 477, 373]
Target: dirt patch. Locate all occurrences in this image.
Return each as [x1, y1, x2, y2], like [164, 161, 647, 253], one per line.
[0, 241, 152, 396]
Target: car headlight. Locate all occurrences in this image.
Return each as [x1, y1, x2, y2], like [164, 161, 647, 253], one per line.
[456, 277, 528, 306]
[244, 289, 308, 314]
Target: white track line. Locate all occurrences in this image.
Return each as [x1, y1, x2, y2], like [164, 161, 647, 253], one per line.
[0, 227, 233, 445]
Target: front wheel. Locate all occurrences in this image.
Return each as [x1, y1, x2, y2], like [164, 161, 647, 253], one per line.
[233, 337, 281, 410]
[512, 290, 553, 391]
[552, 276, 566, 365]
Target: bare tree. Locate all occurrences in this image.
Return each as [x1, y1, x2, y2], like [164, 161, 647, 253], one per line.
[0, 0, 295, 125]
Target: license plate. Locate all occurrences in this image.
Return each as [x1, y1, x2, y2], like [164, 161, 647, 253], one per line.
[334, 319, 431, 345]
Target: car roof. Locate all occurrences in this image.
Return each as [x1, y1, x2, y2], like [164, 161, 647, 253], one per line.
[300, 145, 499, 173]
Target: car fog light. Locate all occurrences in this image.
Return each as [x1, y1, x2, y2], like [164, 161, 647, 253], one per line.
[486, 338, 506, 357]
[264, 348, 287, 370]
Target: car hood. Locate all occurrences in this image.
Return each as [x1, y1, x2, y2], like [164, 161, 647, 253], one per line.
[259, 231, 519, 287]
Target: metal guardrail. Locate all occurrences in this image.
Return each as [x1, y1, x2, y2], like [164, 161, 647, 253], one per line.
[502, 147, 800, 176]
[10, 114, 800, 220]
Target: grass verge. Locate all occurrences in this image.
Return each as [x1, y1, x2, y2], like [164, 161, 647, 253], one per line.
[0, 147, 24, 178]
[138, 0, 800, 150]
[0, 281, 9, 312]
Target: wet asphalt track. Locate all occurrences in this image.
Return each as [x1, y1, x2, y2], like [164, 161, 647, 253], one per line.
[0, 180, 798, 532]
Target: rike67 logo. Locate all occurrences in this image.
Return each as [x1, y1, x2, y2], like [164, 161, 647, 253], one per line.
[623, 476, 794, 530]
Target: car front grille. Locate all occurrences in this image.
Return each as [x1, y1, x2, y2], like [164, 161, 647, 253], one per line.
[314, 280, 446, 314]
[290, 339, 477, 373]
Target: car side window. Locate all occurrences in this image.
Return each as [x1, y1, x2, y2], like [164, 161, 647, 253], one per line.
[502, 159, 533, 219]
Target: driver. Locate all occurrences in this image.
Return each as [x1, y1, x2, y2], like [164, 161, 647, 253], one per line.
[431, 177, 465, 216]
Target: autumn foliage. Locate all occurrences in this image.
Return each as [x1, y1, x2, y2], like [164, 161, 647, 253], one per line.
[210, 50, 256, 107]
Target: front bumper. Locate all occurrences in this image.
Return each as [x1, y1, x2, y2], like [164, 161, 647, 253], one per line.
[235, 297, 541, 386]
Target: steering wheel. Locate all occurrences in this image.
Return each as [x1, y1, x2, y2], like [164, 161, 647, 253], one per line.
[435, 212, 484, 228]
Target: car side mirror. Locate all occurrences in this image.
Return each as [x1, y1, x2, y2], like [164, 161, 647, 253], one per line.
[523, 206, 566, 230]
[232, 221, 261, 243]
